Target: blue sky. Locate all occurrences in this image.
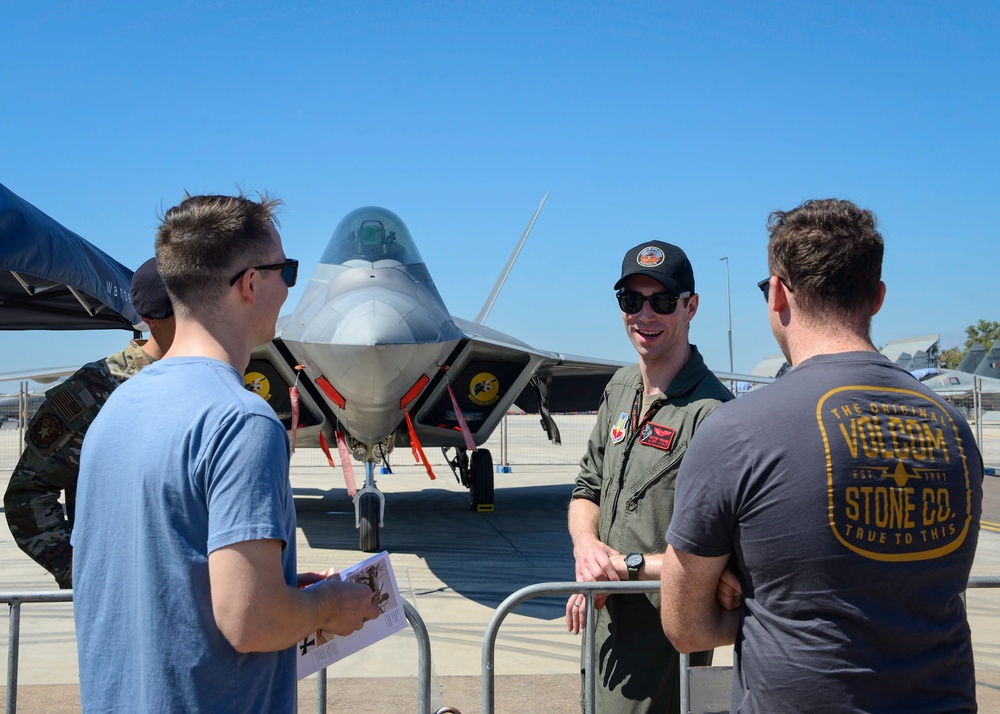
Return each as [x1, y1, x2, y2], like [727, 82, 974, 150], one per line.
[2, 1, 997, 385]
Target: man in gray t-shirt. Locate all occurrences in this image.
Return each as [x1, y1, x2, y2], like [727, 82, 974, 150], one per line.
[660, 199, 982, 714]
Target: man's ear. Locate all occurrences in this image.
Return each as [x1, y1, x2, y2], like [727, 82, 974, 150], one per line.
[234, 268, 258, 303]
[685, 293, 699, 322]
[871, 281, 886, 316]
[770, 276, 789, 312]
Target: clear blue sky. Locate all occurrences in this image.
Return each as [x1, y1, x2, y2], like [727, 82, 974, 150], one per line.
[2, 1, 997, 386]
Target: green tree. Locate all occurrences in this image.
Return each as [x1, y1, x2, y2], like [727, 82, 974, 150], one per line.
[939, 346, 964, 370]
[964, 320, 1000, 353]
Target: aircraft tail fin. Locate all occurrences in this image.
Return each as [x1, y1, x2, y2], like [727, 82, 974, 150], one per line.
[474, 193, 549, 324]
[973, 346, 1000, 379]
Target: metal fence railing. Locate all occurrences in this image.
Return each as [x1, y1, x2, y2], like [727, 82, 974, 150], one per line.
[2, 592, 435, 714]
[482, 576, 1000, 714]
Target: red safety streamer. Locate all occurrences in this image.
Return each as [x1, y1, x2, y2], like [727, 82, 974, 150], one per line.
[447, 384, 478, 452]
[335, 430, 358, 497]
[318, 432, 337, 468]
[289, 387, 300, 453]
[289, 365, 306, 453]
[403, 409, 436, 481]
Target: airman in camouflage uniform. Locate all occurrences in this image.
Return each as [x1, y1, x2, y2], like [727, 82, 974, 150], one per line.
[3, 257, 175, 588]
[4, 343, 157, 587]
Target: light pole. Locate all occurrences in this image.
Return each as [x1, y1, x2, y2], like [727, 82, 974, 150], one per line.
[720, 256, 733, 373]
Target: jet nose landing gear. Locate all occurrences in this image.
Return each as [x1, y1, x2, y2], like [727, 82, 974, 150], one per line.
[355, 460, 385, 552]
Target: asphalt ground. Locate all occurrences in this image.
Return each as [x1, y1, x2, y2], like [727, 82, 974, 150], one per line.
[3, 425, 1000, 713]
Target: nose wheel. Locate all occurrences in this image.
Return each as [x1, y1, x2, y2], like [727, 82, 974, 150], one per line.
[354, 461, 385, 552]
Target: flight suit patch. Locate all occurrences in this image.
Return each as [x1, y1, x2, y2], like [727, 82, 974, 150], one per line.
[611, 412, 629, 444]
[640, 422, 675, 451]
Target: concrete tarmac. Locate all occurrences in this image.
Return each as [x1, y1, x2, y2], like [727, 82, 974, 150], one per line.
[4, 455, 1000, 712]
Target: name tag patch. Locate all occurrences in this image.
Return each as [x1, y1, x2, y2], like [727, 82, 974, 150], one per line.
[640, 422, 676, 451]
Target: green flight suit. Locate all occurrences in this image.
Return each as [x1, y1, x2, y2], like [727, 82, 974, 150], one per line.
[571, 346, 733, 713]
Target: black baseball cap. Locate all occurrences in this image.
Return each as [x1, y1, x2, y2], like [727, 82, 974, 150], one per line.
[614, 240, 695, 296]
[131, 257, 174, 319]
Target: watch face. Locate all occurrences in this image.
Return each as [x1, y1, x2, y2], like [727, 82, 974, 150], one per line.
[625, 553, 643, 568]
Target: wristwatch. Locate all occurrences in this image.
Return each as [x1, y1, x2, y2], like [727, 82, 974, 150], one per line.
[625, 552, 644, 581]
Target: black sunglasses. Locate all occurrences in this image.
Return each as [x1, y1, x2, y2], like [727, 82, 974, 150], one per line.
[229, 259, 299, 288]
[616, 289, 691, 315]
[757, 276, 791, 302]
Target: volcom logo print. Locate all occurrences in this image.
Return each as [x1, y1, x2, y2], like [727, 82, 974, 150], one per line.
[817, 385, 974, 561]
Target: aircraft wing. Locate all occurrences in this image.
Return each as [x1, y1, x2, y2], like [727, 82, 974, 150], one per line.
[0, 365, 79, 385]
[514, 353, 626, 413]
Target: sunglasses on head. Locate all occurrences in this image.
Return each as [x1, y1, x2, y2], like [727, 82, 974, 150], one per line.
[757, 276, 791, 302]
[616, 289, 690, 315]
[229, 259, 299, 288]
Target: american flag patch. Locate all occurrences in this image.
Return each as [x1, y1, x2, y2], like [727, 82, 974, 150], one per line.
[52, 388, 86, 421]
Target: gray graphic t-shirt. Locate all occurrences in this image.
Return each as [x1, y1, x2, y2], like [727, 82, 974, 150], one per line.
[667, 352, 982, 714]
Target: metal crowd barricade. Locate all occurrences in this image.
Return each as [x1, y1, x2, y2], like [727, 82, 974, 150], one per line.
[482, 576, 1000, 714]
[481, 580, 659, 714]
[2, 592, 433, 714]
[676, 574, 1000, 714]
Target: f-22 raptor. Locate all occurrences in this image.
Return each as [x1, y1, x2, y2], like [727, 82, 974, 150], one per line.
[245, 198, 630, 551]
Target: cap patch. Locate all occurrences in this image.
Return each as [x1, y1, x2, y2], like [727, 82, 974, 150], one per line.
[636, 247, 664, 268]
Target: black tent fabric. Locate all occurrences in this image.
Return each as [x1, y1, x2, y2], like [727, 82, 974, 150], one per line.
[0, 182, 140, 330]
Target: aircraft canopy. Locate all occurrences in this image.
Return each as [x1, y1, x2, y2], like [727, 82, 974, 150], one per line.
[321, 206, 425, 267]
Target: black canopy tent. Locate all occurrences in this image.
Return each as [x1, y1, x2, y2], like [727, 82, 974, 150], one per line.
[0, 182, 140, 331]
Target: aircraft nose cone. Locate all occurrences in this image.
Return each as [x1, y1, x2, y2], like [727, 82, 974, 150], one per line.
[279, 265, 462, 444]
[283, 266, 460, 347]
[326, 285, 451, 346]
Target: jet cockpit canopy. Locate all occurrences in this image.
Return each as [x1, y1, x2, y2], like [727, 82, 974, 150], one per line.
[321, 206, 424, 266]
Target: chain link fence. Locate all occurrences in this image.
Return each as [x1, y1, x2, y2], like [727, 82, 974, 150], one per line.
[4, 384, 999, 471]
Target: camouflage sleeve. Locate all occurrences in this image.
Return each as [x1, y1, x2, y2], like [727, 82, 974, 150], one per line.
[3, 439, 80, 588]
[2, 358, 121, 589]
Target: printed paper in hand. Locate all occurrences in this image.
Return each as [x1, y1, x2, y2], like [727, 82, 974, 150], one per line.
[296, 550, 408, 679]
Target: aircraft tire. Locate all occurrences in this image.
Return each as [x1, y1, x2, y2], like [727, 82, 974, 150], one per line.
[470, 449, 495, 512]
[359, 493, 380, 552]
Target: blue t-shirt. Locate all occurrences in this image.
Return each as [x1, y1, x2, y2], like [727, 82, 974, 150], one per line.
[667, 352, 982, 714]
[73, 357, 296, 713]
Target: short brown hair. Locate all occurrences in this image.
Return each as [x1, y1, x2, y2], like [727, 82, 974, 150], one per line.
[767, 198, 883, 322]
[155, 193, 283, 314]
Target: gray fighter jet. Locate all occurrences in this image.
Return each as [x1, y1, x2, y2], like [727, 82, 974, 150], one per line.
[241, 200, 630, 551]
[919, 345, 1000, 404]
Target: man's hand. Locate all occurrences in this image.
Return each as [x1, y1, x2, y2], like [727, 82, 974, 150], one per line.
[574, 537, 622, 584]
[565, 538, 623, 632]
[565, 593, 588, 634]
[311, 577, 382, 637]
[297, 567, 339, 588]
[716, 566, 743, 611]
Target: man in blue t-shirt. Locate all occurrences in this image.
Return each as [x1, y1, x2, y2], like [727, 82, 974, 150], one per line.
[660, 199, 982, 713]
[73, 193, 380, 712]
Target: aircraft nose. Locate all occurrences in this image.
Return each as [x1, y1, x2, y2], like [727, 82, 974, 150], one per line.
[335, 286, 452, 346]
[279, 268, 463, 444]
[282, 265, 461, 348]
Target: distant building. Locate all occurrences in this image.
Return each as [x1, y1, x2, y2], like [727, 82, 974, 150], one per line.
[752, 334, 943, 379]
[879, 335, 940, 369]
[752, 355, 790, 379]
